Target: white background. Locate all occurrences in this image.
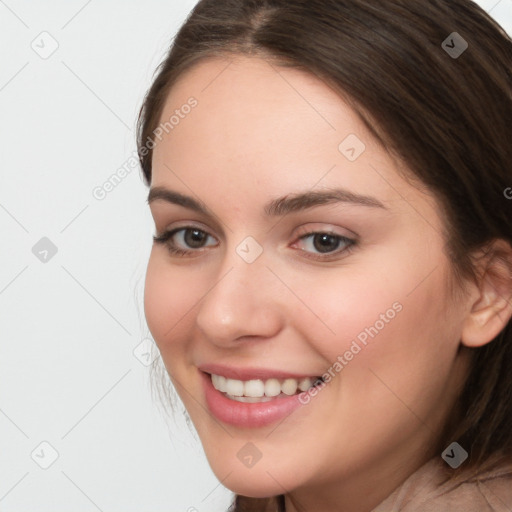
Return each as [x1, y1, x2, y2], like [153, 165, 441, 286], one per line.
[1, 1, 511, 511]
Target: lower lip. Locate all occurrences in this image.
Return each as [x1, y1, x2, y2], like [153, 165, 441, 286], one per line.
[201, 371, 312, 428]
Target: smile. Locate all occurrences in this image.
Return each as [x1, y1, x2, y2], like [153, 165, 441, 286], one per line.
[210, 373, 324, 402]
[200, 369, 326, 428]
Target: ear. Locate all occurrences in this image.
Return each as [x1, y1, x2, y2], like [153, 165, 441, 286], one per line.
[461, 239, 512, 348]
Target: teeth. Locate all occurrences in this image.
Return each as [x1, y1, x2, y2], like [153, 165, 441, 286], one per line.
[281, 378, 298, 395]
[225, 378, 244, 396]
[298, 377, 313, 391]
[211, 374, 227, 392]
[210, 373, 322, 398]
[244, 379, 265, 397]
[264, 378, 281, 397]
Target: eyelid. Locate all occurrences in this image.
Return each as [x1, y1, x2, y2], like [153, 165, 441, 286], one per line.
[150, 205, 225, 239]
[293, 222, 357, 241]
[157, 219, 215, 235]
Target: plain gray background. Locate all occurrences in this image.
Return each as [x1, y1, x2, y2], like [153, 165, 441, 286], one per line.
[1, 1, 511, 511]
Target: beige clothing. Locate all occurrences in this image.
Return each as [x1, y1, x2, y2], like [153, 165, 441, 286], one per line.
[372, 454, 512, 511]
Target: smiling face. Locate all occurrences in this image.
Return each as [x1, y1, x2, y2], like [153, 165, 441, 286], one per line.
[144, 55, 474, 510]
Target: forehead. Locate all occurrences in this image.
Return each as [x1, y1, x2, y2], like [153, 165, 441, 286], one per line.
[156, 55, 368, 153]
[151, 56, 436, 219]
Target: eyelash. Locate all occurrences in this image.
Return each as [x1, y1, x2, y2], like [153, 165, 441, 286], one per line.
[152, 226, 357, 262]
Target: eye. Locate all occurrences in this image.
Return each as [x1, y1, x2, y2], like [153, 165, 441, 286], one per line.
[153, 227, 217, 256]
[292, 230, 356, 260]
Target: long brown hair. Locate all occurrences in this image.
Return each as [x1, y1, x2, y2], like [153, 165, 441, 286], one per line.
[136, 1, 512, 510]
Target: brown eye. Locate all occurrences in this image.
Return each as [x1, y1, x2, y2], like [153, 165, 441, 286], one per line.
[183, 228, 209, 248]
[312, 233, 342, 253]
[152, 226, 218, 256]
[295, 231, 354, 256]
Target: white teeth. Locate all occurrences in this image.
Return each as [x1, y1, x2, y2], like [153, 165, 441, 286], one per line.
[211, 374, 227, 392]
[281, 378, 298, 395]
[218, 375, 227, 392]
[244, 379, 265, 397]
[225, 378, 244, 396]
[264, 378, 281, 397]
[298, 377, 313, 391]
[210, 373, 322, 398]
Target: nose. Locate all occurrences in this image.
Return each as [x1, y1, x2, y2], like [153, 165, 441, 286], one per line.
[195, 249, 284, 347]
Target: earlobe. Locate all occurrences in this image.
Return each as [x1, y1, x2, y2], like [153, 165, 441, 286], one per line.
[460, 240, 512, 348]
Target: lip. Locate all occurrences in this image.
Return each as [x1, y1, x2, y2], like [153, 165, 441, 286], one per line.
[198, 363, 322, 381]
[200, 370, 311, 428]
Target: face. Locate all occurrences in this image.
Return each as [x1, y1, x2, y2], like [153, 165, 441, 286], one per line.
[144, 56, 472, 507]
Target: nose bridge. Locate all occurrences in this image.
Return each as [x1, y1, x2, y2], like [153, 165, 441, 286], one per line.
[195, 240, 282, 343]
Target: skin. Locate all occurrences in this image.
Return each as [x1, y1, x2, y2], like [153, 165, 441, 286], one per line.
[144, 56, 510, 512]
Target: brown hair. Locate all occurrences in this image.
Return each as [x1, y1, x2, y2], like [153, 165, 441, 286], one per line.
[136, 1, 512, 510]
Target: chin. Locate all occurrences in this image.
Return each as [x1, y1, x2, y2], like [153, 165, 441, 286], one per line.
[206, 457, 300, 497]
[221, 479, 285, 499]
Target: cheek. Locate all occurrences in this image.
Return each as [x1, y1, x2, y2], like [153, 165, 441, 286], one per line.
[291, 263, 407, 362]
[143, 252, 200, 356]
[284, 260, 457, 470]
[296, 247, 455, 395]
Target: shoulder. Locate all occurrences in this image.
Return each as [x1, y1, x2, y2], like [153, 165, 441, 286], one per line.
[373, 453, 512, 512]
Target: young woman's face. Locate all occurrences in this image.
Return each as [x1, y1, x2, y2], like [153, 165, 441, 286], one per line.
[145, 56, 473, 507]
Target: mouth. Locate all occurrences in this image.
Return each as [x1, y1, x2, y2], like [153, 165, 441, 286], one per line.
[208, 372, 325, 403]
[200, 369, 326, 428]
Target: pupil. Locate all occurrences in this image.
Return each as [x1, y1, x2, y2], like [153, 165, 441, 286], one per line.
[185, 229, 206, 248]
[314, 234, 339, 253]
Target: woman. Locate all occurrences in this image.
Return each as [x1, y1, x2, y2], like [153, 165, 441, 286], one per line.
[137, 0, 512, 510]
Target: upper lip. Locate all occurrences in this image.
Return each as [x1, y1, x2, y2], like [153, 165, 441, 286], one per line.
[198, 363, 322, 381]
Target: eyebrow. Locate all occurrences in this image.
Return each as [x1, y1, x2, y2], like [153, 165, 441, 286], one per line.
[147, 186, 387, 217]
